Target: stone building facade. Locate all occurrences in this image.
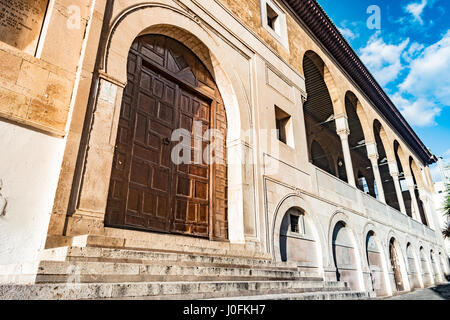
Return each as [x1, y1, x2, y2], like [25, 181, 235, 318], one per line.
[0, 0, 448, 299]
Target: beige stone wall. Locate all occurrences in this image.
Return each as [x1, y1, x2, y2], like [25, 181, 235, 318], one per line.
[0, 0, 102, 135]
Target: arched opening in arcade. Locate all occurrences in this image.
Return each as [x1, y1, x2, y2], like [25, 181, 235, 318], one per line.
[302, 51, 347, 182]
[345, 92, 377, 198]
[374, 121, 399, 211]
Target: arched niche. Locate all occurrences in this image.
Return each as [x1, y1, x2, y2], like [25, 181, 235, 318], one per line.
[331, 220, 362, 290]
[388, 237, 407, 292]
[271, 195, 326, 276]
[365, 231, 389, 296]
[406, 243, 421, 289]
[279, 207, 320, 273]
[420, 246, 432, 287]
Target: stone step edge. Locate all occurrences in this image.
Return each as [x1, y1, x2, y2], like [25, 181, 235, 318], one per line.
[69, 234, 271, 260]
[0, 281, 353, 300]
[60, 257, 304, 273]
[39, 246, 281, 267]
[32, 275, 328, 284]
[208, 291, 370, 300]
[102, 288, 355, 300]
[40, 245, 276, 266]
[35, 259, 303, 274]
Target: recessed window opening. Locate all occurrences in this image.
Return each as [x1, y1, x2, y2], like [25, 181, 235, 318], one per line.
[275, 106, 294, 147]
[290, 214, 299, 233]
[290, 212, 305, 234]
[266, 4, 280, 34]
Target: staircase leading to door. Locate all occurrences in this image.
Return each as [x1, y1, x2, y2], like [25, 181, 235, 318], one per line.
[0, 235, 369, 300]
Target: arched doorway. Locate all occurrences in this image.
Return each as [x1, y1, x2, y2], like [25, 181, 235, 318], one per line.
[279, 208, 319, 273]
[420, 247, 431, 286]
[332, 221, 359, 289]
[366, 231, 388, 296]
[406, 243, 420, 289]
[389, 238, 405, 292]
[105, 35, 228, 240]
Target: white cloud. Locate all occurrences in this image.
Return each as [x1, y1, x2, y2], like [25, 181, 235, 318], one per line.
[400, 30, 450, 106]
[357, 30, 450, 127]
[405, 0, 428, 24]
[391, 93, 441, 126]
[359, 33, 409, 86]
[429, 164, 442, 182]
[338, 27, 357, 41]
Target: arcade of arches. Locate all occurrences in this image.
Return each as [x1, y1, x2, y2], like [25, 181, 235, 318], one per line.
[302, 50, 432, 227]
[278, 208, 447, 295]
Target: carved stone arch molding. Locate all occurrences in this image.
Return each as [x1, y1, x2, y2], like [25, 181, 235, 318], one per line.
[327, 210, 366, 291]
[104, 3, 252, 139]
[72, 3, 255, 244]
[271, 194, 326, 273]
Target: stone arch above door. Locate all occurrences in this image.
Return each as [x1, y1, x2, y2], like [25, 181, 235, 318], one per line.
[69, 6, 256, 244]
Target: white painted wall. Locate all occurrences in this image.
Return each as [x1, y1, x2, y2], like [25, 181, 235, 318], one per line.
[0, 120, 64, 264]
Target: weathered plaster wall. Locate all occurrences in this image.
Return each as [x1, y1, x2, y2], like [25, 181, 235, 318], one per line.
[0, 120, 64, 264]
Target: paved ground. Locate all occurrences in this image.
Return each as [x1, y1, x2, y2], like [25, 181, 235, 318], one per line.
[384, 283, 450, 300]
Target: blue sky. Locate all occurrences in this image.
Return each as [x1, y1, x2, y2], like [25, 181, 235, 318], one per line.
[318, 0, 450, 181]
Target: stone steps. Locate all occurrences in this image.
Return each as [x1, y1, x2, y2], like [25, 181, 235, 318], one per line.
[0, 280, 354, 300]
[0, 242, 368, 300]
[66, 234, 271, 260]
[38, 246, 296, 270]
[31, 260, 320, 284]
[210, 291, 369, 300]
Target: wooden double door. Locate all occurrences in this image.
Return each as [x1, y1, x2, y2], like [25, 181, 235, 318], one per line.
[105, 35, 228, 240]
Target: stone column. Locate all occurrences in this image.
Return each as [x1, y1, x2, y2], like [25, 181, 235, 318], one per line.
[70, 75, 125, 234]
[405, 175, 421, 222]
[388, 162, 407, 215]
[335, 115, 356, 187]
[366, 142, 385, 203]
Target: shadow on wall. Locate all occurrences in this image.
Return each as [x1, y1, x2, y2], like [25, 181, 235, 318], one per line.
[430, 284, 450, 300]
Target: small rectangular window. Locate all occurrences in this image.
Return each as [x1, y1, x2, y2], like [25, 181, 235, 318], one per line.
[261, 0, 289, 49]
[275, 106, 293, 147]
[266, 4, 279, 33]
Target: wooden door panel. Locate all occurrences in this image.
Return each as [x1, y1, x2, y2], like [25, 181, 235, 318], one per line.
[106, 35, 228, 240]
